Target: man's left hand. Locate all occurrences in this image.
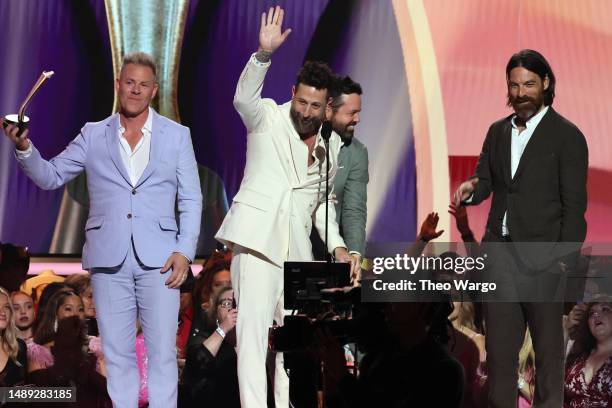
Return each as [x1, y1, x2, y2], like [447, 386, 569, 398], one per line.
[334, 247, 360, 284]
[161, 252, 190, 288]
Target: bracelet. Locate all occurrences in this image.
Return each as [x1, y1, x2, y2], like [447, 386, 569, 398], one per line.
[215, 326, 226, 339]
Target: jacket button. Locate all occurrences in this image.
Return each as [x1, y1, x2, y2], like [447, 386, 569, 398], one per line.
[132, 189, 137, 195]
[127, 213, 132, 219]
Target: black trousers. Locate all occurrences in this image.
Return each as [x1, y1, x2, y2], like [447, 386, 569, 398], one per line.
[482, 239, 565, 408]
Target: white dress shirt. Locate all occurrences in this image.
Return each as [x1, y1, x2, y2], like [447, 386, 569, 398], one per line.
[118, 107, 153, 186]
[502, 106, 549, 235]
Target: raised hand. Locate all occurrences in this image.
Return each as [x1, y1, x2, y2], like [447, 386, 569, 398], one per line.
[448, 203, 471, 235]
[453, 178, 479, 207]
[259, 5, 292, 54]
[418, 212, 444, 242]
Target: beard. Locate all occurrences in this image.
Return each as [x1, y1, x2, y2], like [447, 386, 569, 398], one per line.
[333, 121, 357, 144]
[509, 93, 544, 122]
[290, 108, 323, 137]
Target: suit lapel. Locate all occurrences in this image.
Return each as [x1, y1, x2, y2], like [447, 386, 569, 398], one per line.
[500, 120, 512, 186]
[511, 108, 554, 183]
[135, 110, 163, 188]
[105, 115, 132, 186]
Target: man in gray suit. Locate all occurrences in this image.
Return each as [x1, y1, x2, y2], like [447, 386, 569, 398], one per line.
[313, 76, 368, 276]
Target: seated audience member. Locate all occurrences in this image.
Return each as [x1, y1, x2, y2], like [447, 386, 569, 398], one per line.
[518, 329, 535, 407]
[0, 243, 30, 293]
[11, 291, 35, 342]
[33, 282, 71, 326]
[27, 316, 111, 407]
[177, 250, 231, 361]
[0, 287, 27, 386]
[27, 288, 105, 376]
[65, 274, 98, 336]
[181, 286, 239, 407]
[321, 301, 465, 408]
[564, 296, 612, 407]
[20, 269, 65, 303]
[448, 301, 487, 407]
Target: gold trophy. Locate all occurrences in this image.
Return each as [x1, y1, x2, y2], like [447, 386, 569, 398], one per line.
[2, 70, 54, 136]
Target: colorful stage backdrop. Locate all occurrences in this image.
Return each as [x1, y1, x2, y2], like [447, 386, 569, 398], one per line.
[0, 0, 610, 257]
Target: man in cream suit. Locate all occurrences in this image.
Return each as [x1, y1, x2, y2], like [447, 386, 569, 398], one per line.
[215, 6, 358, 408]
[3, 52, 202, 408]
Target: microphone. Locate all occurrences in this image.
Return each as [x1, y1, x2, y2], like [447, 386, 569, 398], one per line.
[321, 121, 332, 142]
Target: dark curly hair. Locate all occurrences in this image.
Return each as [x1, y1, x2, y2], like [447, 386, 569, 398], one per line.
[295, 61, 334, 94]
[330, 75, 362, 110]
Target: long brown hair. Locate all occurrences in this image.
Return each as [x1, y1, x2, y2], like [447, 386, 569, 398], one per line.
[193, 250, 232, 308]
[566, 296, 612, 366]
[33, 288, 85, 346]
[0, 286, 22, 365]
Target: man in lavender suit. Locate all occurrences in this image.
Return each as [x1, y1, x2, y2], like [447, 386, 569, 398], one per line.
[2, 52, 202, 408]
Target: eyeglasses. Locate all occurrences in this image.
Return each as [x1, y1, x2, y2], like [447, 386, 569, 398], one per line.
[219, 299, 234, 309]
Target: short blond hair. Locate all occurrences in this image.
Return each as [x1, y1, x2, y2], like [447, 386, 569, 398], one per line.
[121, 51, 157, 79]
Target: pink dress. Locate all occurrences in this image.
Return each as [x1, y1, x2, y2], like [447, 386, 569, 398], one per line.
[136, 333, 149, 408]
[26, 340, 54, 369]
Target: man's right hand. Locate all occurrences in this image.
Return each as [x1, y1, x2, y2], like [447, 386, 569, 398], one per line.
[258, 5, 292, 54]
[2, 120, 30, 151]
[453, 177, 479, 207]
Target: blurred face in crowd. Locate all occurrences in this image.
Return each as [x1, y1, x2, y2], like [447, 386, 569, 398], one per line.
[57, 294, 85, 321]
[11, 292, 35, 330]
[588, 302, 612, 342]
[0, 293, 12, 331]
[116, 63, 158, 118]
[330, 93, 361, 143]
[212, 269, 231, 298]
[216, 289, 235, 323]
[81, 287, 96, 318]
[507, 66, 549, 122]
[290, 84, 328, 136]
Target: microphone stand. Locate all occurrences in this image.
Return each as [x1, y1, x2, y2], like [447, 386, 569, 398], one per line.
[321, 121, 332, 264]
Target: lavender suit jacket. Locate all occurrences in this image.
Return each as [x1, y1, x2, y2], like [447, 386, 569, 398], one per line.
[15, 110, 202, 269]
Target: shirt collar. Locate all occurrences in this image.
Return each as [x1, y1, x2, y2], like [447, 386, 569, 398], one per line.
[118, 107, 154, 134]
[511, 105, 549, 130]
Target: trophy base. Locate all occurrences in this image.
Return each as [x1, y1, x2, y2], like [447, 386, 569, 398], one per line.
[2, 114, 30, 137]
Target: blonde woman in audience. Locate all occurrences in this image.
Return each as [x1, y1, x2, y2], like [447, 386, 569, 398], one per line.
[0, 286, 27, 386]
[10, 291, 35, 342]
[448, 301, 487, 407]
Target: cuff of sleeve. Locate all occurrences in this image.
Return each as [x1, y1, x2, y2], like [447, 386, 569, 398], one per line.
[348, 251, 361, 257]
[14, 141, 33, 158]
[462, 192, 474, 205]
[250, 53, 272, 68]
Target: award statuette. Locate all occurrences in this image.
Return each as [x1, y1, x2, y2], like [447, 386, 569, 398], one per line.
[2, 70, 55, 136]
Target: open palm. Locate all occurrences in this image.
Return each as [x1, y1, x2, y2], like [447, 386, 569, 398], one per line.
[259, 6, 292, 53]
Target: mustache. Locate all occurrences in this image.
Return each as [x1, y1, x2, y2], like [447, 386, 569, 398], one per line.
[511, 96, 535, 104]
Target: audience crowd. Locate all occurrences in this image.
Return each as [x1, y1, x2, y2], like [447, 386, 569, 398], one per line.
[0, 204, 610, 408]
